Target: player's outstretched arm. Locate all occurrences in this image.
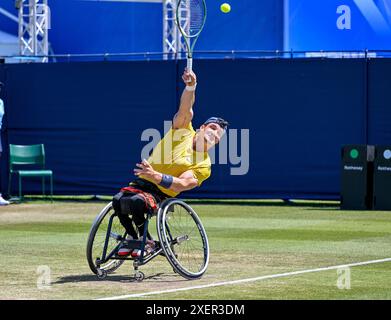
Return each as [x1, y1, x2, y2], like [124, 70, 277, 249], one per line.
[166, 170, 199, 193]
[134, 160, 199, 193]
[173, 69, 197, 129]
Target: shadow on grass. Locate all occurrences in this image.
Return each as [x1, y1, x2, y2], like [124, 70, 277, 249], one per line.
[304, 207, 343, 211]
[186, 199, 340, 209]
[10, 195, 341, 209]
[54, 272, 187, 284]
[9, 195, 110, 204]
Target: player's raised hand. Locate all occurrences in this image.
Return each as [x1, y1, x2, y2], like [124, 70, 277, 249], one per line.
[182, 68, 197, 86]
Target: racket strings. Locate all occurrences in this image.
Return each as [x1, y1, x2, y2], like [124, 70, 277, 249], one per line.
[178, 0, 205, 37]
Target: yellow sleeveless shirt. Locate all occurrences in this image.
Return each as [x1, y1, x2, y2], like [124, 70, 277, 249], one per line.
[140, 122, 211, 197]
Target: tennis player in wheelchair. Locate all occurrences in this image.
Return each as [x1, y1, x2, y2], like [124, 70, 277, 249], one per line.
[112, 69, 228, 258]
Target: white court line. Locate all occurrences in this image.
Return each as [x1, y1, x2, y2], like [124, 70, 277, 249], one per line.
[96, 257, 391, 300]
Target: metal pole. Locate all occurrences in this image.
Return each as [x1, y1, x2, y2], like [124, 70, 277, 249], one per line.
[31, 0, 37, 55]
[18, 0, 50, 62]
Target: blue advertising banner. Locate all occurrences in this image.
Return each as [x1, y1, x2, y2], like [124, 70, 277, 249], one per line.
[0, 59, 375, 199]
[0, 1, 283, 55]
[285, 0, 391, 51]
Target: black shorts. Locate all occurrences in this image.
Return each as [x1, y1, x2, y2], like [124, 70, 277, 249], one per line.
[112, 179, 170, 230]
[128, 178, 171, 203]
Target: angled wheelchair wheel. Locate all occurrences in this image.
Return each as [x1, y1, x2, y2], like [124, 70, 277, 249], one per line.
[86, 202, 125, 275]
[156, 199, 209, 280]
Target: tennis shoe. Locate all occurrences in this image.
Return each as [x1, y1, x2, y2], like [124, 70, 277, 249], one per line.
[131, 240, 155, 258]
[0, 195, 10, 206]
[117, 247, 132, 256]
[117, 236, 134, 257]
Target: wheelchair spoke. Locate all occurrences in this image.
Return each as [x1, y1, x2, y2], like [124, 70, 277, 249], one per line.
[158, 200, 209, 278]
[87, 203, 125, 275]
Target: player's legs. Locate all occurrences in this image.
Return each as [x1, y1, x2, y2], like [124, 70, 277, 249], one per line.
[112, 192, 139, 239]
[112, 191, 154, 257]
[124, 194, 147, 237]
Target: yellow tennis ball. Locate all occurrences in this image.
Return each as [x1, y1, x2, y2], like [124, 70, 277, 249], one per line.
[220, 3, 231, 14]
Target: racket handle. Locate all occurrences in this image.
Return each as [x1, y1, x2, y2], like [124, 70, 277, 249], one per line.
[186, 58, 193, 81]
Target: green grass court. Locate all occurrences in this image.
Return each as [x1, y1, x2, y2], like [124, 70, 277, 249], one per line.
[0, 199, 390, 300]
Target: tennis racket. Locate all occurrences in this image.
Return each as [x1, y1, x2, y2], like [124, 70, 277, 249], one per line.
[176, 0, 207, 75]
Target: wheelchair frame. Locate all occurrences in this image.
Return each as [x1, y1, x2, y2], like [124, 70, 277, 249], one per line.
[86, 198, 209, 281]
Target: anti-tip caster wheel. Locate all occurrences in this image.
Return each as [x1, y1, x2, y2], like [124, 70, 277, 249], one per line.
[96, 268, 107, 280]
[134, 271, 145, 282]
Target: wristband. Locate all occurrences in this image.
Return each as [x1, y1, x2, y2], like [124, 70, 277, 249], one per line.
[185, 83, 197, 92]
[159, 174, 174, 189]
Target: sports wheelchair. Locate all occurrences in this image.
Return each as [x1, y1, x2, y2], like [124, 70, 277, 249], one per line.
[86, 198, 209, 281]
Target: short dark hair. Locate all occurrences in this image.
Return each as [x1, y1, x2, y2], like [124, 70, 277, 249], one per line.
[203, 117, 229, 131]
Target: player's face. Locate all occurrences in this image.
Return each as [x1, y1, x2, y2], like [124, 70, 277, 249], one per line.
[194, 123, 225, 152]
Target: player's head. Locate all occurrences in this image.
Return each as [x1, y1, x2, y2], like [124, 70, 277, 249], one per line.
[194, 117, 229, 152]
